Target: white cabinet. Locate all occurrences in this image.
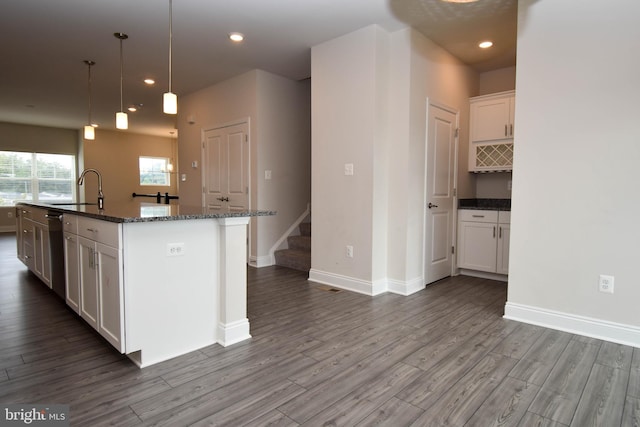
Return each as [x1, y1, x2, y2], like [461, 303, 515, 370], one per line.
[470, 91, 515, 142]
[496, 217, 510, 275]
[64, 214, 124, 352]
[457, 209, 511, 275]
[16, 206, 51, 287]
[469, 91, 515, 172]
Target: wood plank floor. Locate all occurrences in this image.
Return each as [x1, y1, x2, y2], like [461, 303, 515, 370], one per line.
[1, 232, 639, 426]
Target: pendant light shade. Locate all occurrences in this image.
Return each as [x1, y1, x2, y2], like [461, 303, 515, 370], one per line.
[164, 92, 177, 115]
[84, 125, 95, 140]
[83, 60, 96, 140]
[163, 0, 177, 114]
[116, 111, 128, 129]
[114, 32, 129, 129]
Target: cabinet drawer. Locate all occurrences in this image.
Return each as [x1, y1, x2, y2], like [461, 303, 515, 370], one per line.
[498, 211, 511, 224]
[77, 217, 120, 248]
[63, 214, 78, 234]
[30, 207, 49, 225]
[19, 206, 32, 220]
[458, 209, 498, 223]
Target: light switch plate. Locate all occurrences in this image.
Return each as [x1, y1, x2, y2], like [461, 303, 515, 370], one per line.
[344, 163, 354, 176]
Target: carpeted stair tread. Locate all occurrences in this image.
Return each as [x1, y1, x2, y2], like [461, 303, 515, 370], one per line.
[299, 222, 311, 237]
[274, 249, 311, 272]
[287, 235, 311, 251]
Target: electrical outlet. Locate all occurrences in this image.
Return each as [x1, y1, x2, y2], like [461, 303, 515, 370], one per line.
[265, 170, 272, 180]
[346, 245, 353, 258]
[167, 242, 185, 257]
[344, 163, 354, 176]
[598, 274, 614, 293]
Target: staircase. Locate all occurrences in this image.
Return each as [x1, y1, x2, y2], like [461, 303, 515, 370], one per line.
[274, 222, 311, 272]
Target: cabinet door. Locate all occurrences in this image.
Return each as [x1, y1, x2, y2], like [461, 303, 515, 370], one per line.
[497, 224, 511, 275]
[22, 221, 35, 270]
[457, 221, 497, 272]
[96, 243, 124, 352]
[470, 97, 512, 142]
[16, 208, 24, 261]
[33, 223, 51, 287]
[64, 232, 80, 314]
[78, 236, 99, 331]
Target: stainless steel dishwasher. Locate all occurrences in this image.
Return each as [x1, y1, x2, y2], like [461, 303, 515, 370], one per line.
[46, 209, 65, 299]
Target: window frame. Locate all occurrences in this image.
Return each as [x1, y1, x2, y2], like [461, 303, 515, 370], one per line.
[138, 156, 171, 187]
[0, 151, 76, 206]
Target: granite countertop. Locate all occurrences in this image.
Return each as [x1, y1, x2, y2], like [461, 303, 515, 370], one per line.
[458, 198, 511, 211]
[17, 201, 276, 224]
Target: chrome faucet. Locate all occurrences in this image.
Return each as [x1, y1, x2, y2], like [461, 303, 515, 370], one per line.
[78, 168, 104, 209]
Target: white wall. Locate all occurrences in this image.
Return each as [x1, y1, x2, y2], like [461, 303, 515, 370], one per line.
[255, 72, 311, 259]
[177, 70, 311, 265]
[311, 26, 478, 295]
[479, 66, 516, 95]
[505, 0, 640, 346]
[311, 26, 383, 288]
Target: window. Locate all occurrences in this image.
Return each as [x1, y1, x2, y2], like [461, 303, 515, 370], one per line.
[139, 156, 171, 186]
[0, 151, 76, 206]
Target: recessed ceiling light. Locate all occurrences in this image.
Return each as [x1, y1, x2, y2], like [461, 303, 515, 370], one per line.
[128, 106, 137, 112]
[479, 41, 493, 49]
[144, 78, 155, 85]
[229, 32, 244, 42]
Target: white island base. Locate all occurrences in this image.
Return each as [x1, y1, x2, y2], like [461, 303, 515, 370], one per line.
[123, 217, 251, 368]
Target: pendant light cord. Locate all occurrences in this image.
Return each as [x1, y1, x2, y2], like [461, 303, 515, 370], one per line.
[87, 61, 93, 124]
[168, 0, 173, 94]
[119, 37, 124, 112]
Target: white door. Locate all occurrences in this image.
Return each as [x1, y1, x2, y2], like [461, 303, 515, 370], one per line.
[424, 102, 458, 284]
[202, 122, 249, 213]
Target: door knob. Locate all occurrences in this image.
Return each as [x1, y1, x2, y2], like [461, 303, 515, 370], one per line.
[428, 202, 438, 209]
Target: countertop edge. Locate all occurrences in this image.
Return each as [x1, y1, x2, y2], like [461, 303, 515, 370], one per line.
[16, 202, 276, 224]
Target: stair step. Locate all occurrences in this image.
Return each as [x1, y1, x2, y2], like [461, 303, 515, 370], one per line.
[299, 222, 311, 237]
[274, 249, 311, 272]
[287, 235, 311, 251]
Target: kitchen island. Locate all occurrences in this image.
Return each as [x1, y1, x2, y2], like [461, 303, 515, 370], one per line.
[16, 201, 275, 368]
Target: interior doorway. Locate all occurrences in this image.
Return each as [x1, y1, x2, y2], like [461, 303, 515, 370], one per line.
[423, 100, 459, 285]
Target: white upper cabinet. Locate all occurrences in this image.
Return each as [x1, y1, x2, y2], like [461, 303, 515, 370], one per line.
[470, 91, 515, 142]
[469, 90, 515, 172]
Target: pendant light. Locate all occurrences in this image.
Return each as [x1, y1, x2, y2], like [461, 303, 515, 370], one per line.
[114, 32, 129, 129]
[83, 60, 96, 140]
[163, 0, 177, 114]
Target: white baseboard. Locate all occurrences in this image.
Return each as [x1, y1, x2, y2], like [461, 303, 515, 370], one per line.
[217, 319, 252, 347]
[504, 302, 640, 348]
[387, 277, 425, 296]
[308, 269, 425, 296]
[459, 269, 508, 282]
[309, 269, 383, 296]
[249, 255, 273, 268]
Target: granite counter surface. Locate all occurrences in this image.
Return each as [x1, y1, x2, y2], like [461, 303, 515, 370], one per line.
[18, 201, 276, 224]
[458, 198, 511, 211]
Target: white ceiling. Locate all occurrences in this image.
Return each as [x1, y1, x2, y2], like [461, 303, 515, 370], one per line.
[0, 0, 516, 137]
